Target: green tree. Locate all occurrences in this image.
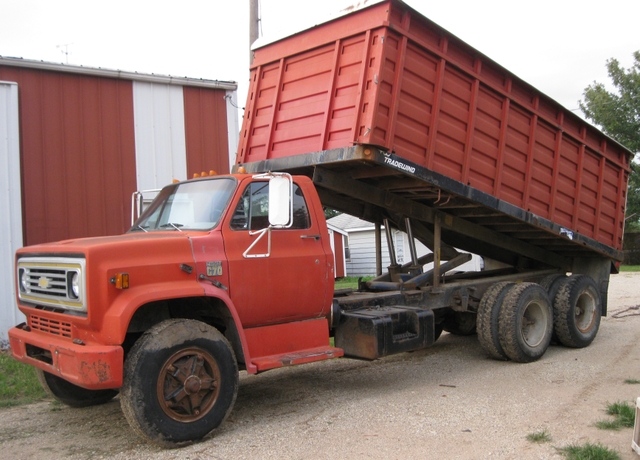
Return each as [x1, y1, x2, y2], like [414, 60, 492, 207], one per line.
[324, 207, 341, 219]
[580, 51, 640, 230]
[624, 165, 640, 230]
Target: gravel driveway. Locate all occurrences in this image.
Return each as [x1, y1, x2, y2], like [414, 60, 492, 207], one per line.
[2, 273, 640, 459]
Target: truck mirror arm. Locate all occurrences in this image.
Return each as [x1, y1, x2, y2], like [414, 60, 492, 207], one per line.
[242, 227, 272, 258]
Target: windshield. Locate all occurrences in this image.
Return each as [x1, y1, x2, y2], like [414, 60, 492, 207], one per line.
[130, 177, 237, 232]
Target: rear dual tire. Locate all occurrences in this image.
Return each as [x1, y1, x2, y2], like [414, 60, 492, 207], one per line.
[552, 275, 601, 348]
[478, 275, 602, 362]
[497, 283, 553, 363]
[477, 282, 514, 360]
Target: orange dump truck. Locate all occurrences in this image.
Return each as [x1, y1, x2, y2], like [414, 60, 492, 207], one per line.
[9, 0, 633, 447]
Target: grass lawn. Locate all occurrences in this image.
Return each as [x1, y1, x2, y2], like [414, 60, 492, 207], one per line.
[0, 350, 47, 408]
[334, 276, 373, 290]
[620, 265, 640, 272]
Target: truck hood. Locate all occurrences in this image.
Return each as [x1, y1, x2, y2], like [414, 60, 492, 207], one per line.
[16, 232, 206, 276]
[16, 232, 215, 319]
[17, 232, 201, 256]
[18, 232, 201, 255]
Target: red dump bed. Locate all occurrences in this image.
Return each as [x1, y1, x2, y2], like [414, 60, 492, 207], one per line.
[237, 0, 632, 253]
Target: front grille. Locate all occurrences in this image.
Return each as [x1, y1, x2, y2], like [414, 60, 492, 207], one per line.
[23, 268, 68, 297]
[17, 257, 87, 312]
[30, 315, 72, 338]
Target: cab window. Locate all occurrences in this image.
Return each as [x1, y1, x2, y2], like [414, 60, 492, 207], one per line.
[130, 177, 236, 232]
[230, 182, 311, 230]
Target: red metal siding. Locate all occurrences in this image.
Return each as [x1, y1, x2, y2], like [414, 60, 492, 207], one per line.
[183, 86, 231, 175]
[0, 66, 137, 245]
[238, 0, 631, 251]
[333, 232, 345, 278]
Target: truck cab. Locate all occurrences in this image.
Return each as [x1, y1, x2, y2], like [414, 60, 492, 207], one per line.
[9, 172, 342, 446]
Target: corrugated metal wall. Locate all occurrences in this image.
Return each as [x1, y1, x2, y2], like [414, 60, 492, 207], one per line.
[0, 61, 237, 342]
[0, 66, 138, 245]
[225, 90, 240, 170]
[132, 83, 235, 189]
[0, 64, 237, 246]
[184, 86, 231, 177]
[133, 81, 187, 190]
[0, 81, 24, 344]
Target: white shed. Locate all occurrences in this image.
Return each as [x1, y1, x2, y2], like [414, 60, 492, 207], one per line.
[326, 214, 483, 277]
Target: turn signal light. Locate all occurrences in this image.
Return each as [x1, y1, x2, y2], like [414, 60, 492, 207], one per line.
[111, 273, 130, 289]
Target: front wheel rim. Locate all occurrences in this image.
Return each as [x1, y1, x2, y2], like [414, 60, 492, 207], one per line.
[157, 347, 221, 422]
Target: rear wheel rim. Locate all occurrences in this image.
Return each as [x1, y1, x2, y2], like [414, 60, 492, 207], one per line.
[521, 301, 548, 348]
[157, 347, 221, 422]
[575, 290, 597, 333]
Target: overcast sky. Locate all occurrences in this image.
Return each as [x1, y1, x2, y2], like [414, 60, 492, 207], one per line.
[2, 0, 639, 126]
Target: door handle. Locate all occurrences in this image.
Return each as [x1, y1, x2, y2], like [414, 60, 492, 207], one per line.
[301, 234, 321, 240]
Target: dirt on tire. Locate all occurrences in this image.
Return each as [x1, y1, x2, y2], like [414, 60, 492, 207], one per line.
[2, 273, 640, 459]
[477, 281, 513, 360]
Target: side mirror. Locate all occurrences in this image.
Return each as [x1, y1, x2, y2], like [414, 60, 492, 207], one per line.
[268, 174, 292, 227]
[243, 173, 293, 259]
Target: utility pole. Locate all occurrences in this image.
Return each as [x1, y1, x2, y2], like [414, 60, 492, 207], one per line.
[249, 0, 260, 64]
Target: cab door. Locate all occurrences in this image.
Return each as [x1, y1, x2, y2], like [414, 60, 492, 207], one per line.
[222, 178, 333, 328]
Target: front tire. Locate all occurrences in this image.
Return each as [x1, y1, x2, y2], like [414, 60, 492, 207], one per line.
[498, 283, 553, 363]
[120, 319, 238, 447]
[36, 369, 118, 407]
[553, 275, 601, 348]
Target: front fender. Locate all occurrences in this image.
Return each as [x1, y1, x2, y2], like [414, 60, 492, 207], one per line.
[102, 280, 258, 374]
[102, 280, 205, 344]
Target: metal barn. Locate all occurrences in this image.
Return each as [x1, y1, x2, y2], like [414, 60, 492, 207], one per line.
[0, 57, 238, 344]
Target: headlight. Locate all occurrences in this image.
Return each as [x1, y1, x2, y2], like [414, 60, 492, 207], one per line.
[68, 271, 80, 299]
[19, 268, 29, 292]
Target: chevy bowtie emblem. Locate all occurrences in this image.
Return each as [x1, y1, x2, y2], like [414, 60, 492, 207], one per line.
[38, 277, 51, 289]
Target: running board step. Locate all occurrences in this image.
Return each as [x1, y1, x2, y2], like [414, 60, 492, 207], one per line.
[251, 346, 344, 372]
[334, 306, 435, 359]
